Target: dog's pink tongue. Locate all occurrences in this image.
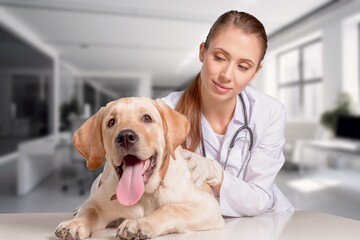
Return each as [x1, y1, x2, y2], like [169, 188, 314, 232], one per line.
[116, 157, 144, 206]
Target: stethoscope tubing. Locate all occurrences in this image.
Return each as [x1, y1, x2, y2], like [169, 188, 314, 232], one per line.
[202, 93, 254, 178]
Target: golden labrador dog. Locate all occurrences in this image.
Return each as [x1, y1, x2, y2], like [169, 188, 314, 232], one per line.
[55, 97, 224, 240]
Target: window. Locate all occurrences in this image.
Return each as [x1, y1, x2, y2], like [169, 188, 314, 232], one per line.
[11, 73, 50, 137]
[278, 39, 323, 120]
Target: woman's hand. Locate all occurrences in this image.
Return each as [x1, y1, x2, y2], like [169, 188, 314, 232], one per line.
[181, 150, 223, 190]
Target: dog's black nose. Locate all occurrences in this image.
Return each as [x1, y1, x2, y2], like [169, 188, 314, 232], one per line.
[116, 129, 138, 149]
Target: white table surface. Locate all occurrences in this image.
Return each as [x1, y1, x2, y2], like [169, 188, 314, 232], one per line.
[0, 211, 359, 240]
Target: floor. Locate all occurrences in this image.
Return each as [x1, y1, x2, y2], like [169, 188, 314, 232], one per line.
[0, 165, 360, 221]
[275, 168, 360, 220]
[0, 168, 91, 213]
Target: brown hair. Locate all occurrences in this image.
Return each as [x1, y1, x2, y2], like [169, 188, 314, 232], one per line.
[175, 10, 267, 151]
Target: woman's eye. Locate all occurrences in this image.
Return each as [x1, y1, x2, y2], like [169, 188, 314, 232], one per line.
[107, 118, 115, 127]
[143, 114, 152, 123]
[238, 65, 249, 71]
[214, 55, 225, 61]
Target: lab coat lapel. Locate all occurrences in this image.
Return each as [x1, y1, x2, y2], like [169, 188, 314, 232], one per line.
[243, 87, 261, 137]
[242, 87, 257, 148]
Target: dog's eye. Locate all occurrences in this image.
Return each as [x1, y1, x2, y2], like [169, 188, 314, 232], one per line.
[107, 118, 115, 127]
[142, 114, 152, 123]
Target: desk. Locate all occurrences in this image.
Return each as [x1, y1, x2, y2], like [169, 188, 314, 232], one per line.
[0, 211, 359, 240]
[299, 140, 360, 174]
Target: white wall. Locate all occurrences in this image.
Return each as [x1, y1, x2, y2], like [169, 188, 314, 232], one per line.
[80, 71, 153, 98]
[137, 74, 152, 97]
[342, 12, 360, 113]
[259, 1, 360, 114]
[59, 63, 79, 106]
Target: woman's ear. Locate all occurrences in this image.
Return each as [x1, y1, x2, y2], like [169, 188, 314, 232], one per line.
[199, 42, 206, 63]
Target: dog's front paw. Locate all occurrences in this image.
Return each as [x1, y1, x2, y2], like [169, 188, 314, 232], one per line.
[55, 219, 92, 240]
[116, 219, 157, 240]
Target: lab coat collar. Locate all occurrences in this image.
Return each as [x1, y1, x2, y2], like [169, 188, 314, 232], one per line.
[233, 94, 245, 125]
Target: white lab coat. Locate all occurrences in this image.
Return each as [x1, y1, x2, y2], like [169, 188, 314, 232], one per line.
[161, 86, 294, 217]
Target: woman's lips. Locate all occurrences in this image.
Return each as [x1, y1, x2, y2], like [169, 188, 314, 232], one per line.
[213, 81, 231, 93]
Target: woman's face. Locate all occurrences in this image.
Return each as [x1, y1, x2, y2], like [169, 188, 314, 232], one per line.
[199, 26, 263, 102]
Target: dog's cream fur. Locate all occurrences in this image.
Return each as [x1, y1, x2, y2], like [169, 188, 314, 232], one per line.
[55, 97, 224, 240]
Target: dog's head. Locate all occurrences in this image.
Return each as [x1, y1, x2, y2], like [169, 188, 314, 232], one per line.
[73, 97, 190, 206]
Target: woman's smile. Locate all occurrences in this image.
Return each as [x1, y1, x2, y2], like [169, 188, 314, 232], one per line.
[213, 80, 232, 93]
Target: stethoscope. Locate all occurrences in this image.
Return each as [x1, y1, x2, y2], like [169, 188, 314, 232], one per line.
[201, 93, 254, 178]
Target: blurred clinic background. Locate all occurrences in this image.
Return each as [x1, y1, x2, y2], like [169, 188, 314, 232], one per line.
[0, 0, 360, 220]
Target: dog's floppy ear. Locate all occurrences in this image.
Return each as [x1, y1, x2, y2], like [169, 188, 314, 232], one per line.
[154, 99, 190, 159]
[73, 107, 105, 170]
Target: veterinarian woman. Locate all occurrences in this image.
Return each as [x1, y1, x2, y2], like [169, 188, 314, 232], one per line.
[161, 10, 294, 217]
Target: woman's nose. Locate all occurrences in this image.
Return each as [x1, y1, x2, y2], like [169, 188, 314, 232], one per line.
[220, 64, 235, 82]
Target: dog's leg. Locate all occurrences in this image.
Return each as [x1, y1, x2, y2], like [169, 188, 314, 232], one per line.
[116, 202, 224, 239]
[55, 172, 125, 240]
[55, 203, 105, 240]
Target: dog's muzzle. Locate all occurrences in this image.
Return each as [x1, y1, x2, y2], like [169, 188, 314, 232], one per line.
[116, 129, 138, 150]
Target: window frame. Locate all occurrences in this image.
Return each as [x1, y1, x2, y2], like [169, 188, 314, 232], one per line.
[277, 38, 323, 119]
